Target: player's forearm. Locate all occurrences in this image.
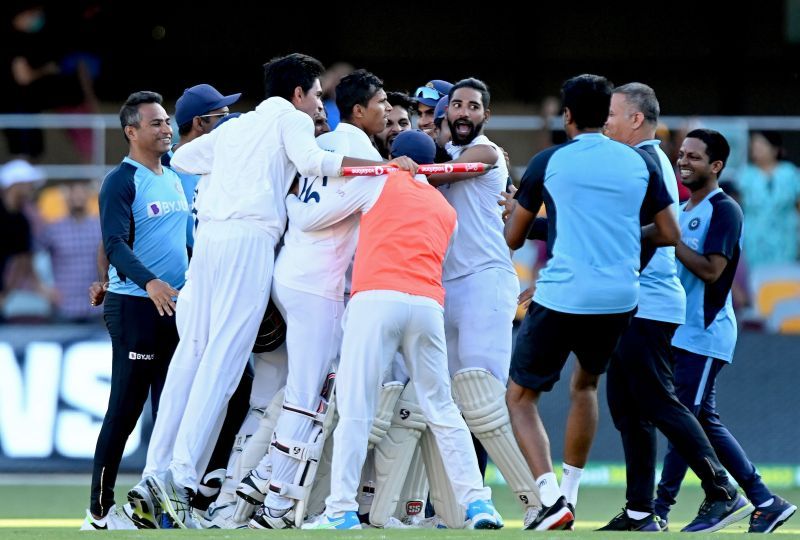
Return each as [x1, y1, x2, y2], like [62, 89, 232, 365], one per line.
[675, 241, 722, 284]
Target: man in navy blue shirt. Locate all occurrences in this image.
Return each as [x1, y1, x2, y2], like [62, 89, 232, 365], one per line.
[600, 85, 745, 533]
[83, 91, 189, 530]
[654, 129, 796, 533]
[503, 74, 679, 530]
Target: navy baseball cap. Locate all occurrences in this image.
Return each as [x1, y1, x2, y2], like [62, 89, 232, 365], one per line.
[414, 80, 453, 108]
[391, 130, 436, 164]
[175, 84, 241, 127]
[433, 96, 449, 124]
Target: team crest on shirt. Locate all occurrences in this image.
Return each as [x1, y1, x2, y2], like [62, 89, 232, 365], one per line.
[688, 217, 701, 230]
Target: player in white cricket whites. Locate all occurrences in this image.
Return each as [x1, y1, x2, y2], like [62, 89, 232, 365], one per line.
[128, 53, 416, 529]
[426, 78, 542, 526]
[233, 69, 393, 529]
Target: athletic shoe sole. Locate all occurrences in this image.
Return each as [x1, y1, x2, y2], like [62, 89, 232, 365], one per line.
[126, 485, 158, 529]
[763, 505, 797, 533]
[689, 500, 755, 533]
[146, 475, 187, 530]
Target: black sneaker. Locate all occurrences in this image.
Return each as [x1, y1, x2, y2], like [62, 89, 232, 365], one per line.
[748, 496, 797, 533]
[524, 496, 574, 531]
[567, 503, 575, 530]
[682, 493, 754, 532]
[597, 509, 662, 532]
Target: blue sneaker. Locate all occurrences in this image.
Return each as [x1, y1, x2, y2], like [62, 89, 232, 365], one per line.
[748, 496, 797, 533]
[466, 499, 504, 530]
[301, 511, 362, 530]
[682, 493, 754, 532]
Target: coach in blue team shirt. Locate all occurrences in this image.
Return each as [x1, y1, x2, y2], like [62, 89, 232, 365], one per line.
[654, 129, 796, 533]
[600, 84, 745, 534]
[83, 91, 188, 530]
[503, 74, 679, 531]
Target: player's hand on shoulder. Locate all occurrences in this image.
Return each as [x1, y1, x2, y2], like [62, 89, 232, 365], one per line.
[145, 279, 179, 316]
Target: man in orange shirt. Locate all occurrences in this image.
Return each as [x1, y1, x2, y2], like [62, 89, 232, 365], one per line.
[286, 130, 503, 530]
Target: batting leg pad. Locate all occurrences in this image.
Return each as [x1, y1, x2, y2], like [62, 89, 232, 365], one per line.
[452, 368, 541, 510]
[370, 383, 427, 527]
[395, 445, 428, 521]
[238, 387, 285, 483]
[420, 428, 465, 529]
[368, 381, 404, 448]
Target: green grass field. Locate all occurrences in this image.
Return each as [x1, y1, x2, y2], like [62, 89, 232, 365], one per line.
[0, 478, 797, 538]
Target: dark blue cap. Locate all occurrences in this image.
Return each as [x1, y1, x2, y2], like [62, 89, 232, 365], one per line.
[434, 96, 449, 123]
[391, 129, 436, 164]
[413, 80, 453, 107]
[175, 84, 241, 127]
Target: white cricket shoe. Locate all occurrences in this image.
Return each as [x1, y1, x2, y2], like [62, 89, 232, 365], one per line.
[80, 504, 137, 530]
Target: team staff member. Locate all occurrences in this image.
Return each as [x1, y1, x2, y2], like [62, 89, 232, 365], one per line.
[655, 129, 796, 533]
[504, 74, 678, 531]
[599, 84, 741, 533]
[82, 90, 188, 530]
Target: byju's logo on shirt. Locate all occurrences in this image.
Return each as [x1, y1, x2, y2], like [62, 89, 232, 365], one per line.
[128, 351, 155, 360]
[146, 199, 189, 218]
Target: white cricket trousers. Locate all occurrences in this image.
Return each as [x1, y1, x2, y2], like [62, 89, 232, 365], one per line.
[143, 220, 275, 490]
[262, 282, 343, 509]
[325, 290, 491, 516]
[444, 268, 518, 382]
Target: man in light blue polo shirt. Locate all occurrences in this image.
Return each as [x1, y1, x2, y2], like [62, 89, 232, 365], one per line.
[503, 73, 679, 531]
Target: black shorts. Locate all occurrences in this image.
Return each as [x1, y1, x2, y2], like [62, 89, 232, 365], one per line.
[510, 301, 634, 392]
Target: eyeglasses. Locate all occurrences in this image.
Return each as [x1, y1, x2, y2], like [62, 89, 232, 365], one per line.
[199, 112, 229, 120]
[414, 86, 445, 101]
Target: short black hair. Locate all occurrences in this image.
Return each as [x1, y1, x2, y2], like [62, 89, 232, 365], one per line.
[335, 69, 383, 122]
[119, 91, 163, 142]
[561, 74, 613, 130]
[263, 53, 325, 101]
[686, 128, 730, 175]
[386, 91, 416, 115]
[449, 77, 490, 108]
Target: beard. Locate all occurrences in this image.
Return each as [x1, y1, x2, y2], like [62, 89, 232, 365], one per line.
[449, 118, 484, 146]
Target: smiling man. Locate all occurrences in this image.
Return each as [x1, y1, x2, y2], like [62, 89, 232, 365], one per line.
[83, 90, 188, 531]
[654, 129, 796, 533]
[374, 91, 414, 158]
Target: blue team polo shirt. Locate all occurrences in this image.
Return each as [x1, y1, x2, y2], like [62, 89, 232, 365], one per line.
[635, 140, 686, 324]
[672, 187, 743, 362]
[99, 156, 189, 297]
[515, 132, 673, 314]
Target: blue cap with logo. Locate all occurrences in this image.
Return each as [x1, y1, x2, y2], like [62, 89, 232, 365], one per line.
[414, 80, 453, 108]
[175, 84, 241, 127]
[390, 129, 436, 165]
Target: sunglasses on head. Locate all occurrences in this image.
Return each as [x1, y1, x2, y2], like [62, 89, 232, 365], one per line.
[414, 86, 445, 101]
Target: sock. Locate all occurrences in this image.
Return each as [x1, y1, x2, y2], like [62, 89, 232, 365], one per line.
[560, 463, 583, 507]
[536, 472, 561, 507]
[759, 498, 775, 508]
[626, 509, 651, 520]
